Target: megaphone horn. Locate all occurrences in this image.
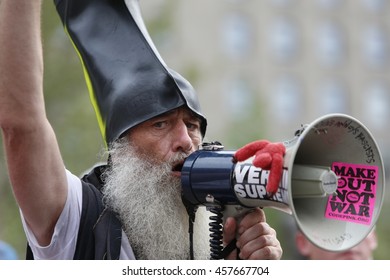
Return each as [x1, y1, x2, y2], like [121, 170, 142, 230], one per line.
[181, 113, 385, 254]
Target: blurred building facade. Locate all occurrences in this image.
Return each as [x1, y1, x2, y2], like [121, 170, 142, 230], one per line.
[140, 0, 390, 259]
[142, 0, 390, 156]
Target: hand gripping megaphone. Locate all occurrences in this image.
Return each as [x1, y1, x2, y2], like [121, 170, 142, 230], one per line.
[181, 113, 385, 258]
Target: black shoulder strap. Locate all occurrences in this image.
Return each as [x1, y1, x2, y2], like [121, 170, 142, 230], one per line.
[73, 178, 105, 259]
[75, 164, 122, 260]
[93, 208, 122, 259]
[25, 165, 122, 260]
[26, 243, 33, 260]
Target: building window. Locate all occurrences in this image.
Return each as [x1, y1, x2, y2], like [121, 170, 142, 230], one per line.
[363, 82, 389, 130]
[268, 17, 300, 62]
[316, 21, 346, 67]
[362, 25, 388, 69]
[221, 13, 253, 59]
[361, 0, 387, 13]
[269, 0, 295, 8]
[270, 75, 302, 123]
[318, 79, 349, 114]
[316, 0, 345, 10]
[225, 78, 254, 118]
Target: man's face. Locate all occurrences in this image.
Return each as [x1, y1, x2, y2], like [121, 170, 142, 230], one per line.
[126, 107, 202, 176]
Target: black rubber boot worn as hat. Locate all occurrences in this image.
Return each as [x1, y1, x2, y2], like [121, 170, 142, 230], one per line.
[54, 0, 207, 146]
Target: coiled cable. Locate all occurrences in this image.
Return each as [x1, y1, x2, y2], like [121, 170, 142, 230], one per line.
[208, 204, 224, 260]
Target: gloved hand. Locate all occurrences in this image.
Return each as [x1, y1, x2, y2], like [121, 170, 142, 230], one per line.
[233, 140, 286, 195]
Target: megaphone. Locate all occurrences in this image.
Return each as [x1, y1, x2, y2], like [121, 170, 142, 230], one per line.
[181, 113, 385, 258]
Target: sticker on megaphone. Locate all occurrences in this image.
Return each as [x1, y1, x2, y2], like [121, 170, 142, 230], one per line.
[325, 162, 378, 225]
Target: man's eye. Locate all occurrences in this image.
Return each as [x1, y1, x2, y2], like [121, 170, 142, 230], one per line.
[153, 121, 167, 128]
[186, 122, 200, 131]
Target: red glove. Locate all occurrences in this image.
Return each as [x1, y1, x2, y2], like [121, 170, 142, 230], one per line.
[233, 140, 286, 195]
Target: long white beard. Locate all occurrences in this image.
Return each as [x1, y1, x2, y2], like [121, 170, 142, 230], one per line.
[102, 140, 211, 260]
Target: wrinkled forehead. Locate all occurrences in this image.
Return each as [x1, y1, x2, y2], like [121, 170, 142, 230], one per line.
[157, 107, 203, 122]
[123, 106, 202, 136]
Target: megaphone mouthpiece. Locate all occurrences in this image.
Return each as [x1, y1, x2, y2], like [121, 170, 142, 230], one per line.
[292, 164, 339, 197]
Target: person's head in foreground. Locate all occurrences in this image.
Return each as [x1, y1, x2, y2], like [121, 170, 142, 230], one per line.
[295, 229, 377, 260]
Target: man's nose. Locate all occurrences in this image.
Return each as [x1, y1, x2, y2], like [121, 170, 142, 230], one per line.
[173, 122, 193, 153]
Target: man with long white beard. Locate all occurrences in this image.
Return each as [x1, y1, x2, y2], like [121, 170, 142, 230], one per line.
[104, 138, 212, 260]
[0, 0, 283, 260]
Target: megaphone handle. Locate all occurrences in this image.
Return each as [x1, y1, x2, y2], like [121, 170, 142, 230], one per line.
[222, 205, 256, 259]
[223, 205, 255, 226]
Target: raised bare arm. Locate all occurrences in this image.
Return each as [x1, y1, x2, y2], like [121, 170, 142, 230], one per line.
[0, 0, 68, 245]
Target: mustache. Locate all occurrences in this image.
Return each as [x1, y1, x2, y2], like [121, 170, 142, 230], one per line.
[170, 152, 190, 172]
